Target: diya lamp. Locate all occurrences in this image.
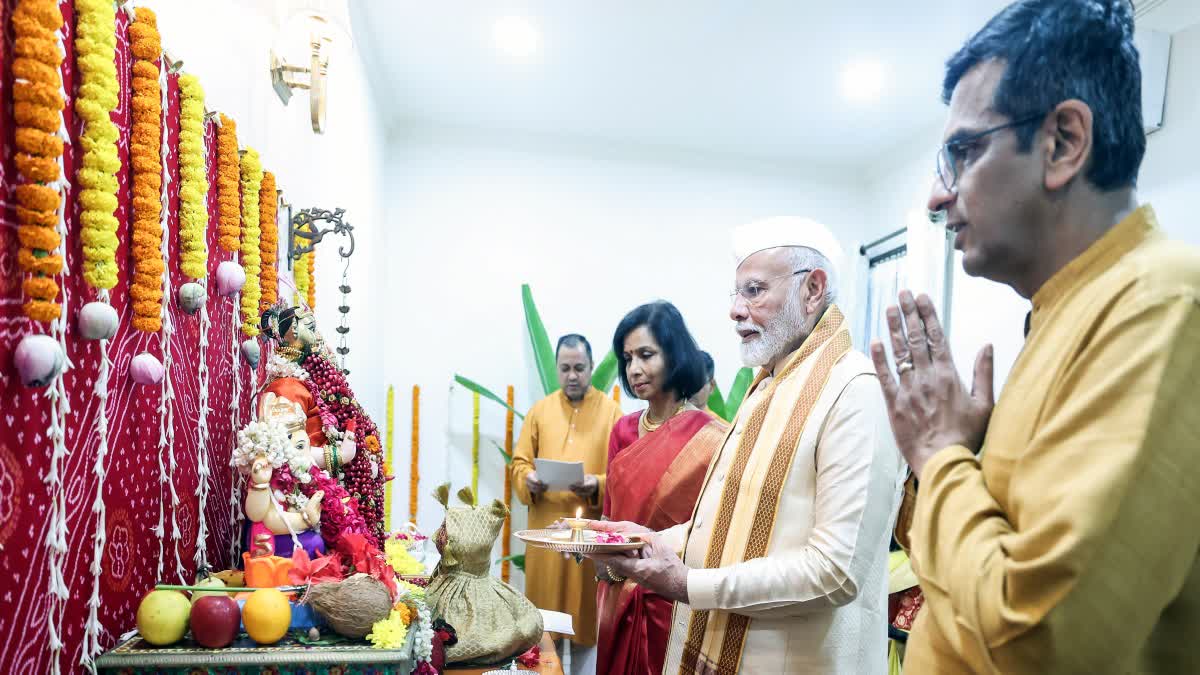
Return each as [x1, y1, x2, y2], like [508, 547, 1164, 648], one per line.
[564, 507, 588, 544]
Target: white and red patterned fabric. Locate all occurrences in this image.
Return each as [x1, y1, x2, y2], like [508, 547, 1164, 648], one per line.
[0, 3, 259, 671]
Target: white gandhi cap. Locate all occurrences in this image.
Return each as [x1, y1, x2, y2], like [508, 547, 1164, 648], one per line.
[732, 216, 846, 281]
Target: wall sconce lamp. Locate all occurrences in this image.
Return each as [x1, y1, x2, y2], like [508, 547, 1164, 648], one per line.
[269, 15, 331, 133]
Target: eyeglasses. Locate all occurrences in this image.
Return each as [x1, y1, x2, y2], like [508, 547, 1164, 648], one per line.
[935, 113, 1046, 193]
[730, 269, 810, 305]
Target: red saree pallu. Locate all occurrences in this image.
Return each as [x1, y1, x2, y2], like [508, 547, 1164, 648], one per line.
[598, 410, 727, 675]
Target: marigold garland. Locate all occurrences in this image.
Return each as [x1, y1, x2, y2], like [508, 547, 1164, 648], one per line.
[471, 391, 480, 498]
[75, 0, 120, 290]
[502, 385, 514, 583]
[259, 171, 279, 310]
[384, 384, 395, 530]
[129, 7, 163, 332]
[293, 243, 310, 307]
[410, 385, 420, 523]
[612, 384, 621, 405]
[178, 74, 208, 280]
[216, 114, 240, 252]
[239, 148, 263, 336]
[306, 250, 316, 309]
[11, 0, 65, 322]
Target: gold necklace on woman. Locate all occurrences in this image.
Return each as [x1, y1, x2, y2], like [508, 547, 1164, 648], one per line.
[640, 401, 686, 434]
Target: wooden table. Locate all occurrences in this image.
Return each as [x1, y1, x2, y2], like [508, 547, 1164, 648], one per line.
[445, 633, 563, 675]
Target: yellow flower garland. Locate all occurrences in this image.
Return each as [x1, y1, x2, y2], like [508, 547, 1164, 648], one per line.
[410, 385, 420, 522]
[502, 384, 514, 582]
[612, 384, 621, 405]
[471, 391, 480, 498]
[129, 7, 163, 333]
[385, 384, 395, 529]
[258, 171, 279, 311]
[74, 0, 120, 291]
[12, 0, 64, 322]
[177, 73, 208, 280]
[306, 250, 316, 309]
[239, 148, 263, 336]
[216, 114, 239, 253]
[293, 241, 310, 307]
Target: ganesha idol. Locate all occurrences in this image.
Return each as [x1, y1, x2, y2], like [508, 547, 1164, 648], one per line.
[258, 303, 390, 546]
[233, 394, 330, 560]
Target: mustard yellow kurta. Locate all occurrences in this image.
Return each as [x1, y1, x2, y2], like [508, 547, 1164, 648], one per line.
[511, 387, 622, 646]
[905, 205, 1200, 673]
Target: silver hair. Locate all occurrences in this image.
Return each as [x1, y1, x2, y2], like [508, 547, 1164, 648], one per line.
[784, 246, 837, 307]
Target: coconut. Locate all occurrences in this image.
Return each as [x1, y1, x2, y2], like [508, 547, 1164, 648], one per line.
[305, 573, 392, 638]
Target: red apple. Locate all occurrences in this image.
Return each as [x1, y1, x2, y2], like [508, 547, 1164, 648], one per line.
[190, 595, 241, 648]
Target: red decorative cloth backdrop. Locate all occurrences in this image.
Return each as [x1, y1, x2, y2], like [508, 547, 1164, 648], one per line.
[0, 3, 261, 672]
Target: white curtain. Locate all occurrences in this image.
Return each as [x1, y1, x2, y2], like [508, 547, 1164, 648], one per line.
[904, 207, 950, 319]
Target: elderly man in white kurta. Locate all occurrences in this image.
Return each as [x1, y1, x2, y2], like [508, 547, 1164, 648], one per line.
[590, 217, 903, 674]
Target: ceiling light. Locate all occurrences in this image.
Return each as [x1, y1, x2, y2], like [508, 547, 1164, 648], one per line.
[493, 16, 539, 60]
[840, 60, 886, 103]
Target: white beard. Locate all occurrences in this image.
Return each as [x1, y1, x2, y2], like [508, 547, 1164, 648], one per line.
[738, 294, 809, 368]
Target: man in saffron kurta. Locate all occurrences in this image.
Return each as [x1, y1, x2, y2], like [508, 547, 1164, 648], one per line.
[592, 218, 903, 674]
[512, 335, 622, 648]
[873, 3, 1200, 672]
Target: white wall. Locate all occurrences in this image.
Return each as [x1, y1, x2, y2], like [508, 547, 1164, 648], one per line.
[145, 0, 390, 425]
[863, 19, 1200, 392]
[382, 125, 872, 579]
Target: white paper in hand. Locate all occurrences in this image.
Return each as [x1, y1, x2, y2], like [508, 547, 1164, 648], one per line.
[533, 458, 584, 491]
[538, 609, 575, 636]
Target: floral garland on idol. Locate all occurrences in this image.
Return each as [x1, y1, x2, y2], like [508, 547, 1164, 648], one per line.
[300, 351, 389, 545]
[12, 0, 66, 323]
[306, 250, 316, 309]
[259, 171, 279, 311]
[130, 7, 164, 332]
[239, 148, 263, 336]
[292, 239, 311, 306]
[74, 0, 119, 665]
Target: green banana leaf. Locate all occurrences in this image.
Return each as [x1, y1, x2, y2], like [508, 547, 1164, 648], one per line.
[724, 367, 755, 420]
[496, 553, 526, 573]
[492, 440, 513, 465]
[453, 375, 525, 420]
[522, 284, 559, 396]
[706, 381, 729, 422]
[590, 350, 619, 393]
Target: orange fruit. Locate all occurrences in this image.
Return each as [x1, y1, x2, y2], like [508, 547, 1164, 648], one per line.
[242, 588, 291, 644]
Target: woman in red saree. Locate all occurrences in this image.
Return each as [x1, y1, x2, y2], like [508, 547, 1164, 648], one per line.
[597, 301, 728, 675]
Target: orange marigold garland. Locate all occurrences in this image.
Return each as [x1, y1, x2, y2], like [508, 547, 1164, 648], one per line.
[216, 114, 240, 252]
[129, 7, 164, 333]
[258, 172, 279, 311]
[11, 0, 65, 323]
[410, 385, 420, 523]
[502, 384, 514, 582]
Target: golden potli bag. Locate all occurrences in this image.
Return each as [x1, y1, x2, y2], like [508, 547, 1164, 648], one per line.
[426, 484, 543, 665]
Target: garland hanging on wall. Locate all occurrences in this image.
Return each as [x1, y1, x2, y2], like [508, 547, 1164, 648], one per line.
[216, 114, 240, 252]
[384, 385, 395, 530]
[410, 385, 420, 523]
[293, 242, 310, 307]
[238, 148, 263, 336]
[129, 7, 164, 333]
[75, 0, 118, 666]
[177, 74, 207, 279]
[502, 385, 514, 583]
[306, 250, 316, 309]
[471, 391, 480, 498]
[258, 171, 278, 311]
[12, 0, 67, 322]
[74, 0, 120, 291]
